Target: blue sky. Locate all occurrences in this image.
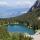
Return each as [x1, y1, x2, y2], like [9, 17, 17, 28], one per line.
[0, 0, 37, 18]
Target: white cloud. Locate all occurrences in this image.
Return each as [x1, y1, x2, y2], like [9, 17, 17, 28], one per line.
[0, 0, 37, 8]
[0, 1, 8, 6]
[15, 1, 32, 8]
[0, 0, 37, 18]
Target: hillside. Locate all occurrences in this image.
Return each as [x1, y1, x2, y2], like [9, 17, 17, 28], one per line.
[0, 8, 40, 29]
[12, 8, 40, 29]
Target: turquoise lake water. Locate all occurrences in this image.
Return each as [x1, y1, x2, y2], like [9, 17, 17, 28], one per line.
[7, 24, 34, 35]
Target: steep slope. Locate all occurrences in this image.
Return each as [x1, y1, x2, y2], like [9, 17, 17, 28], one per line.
[34, 0, 40, 8]
[14, 8, 40, 29]
[29, 0, 40, 12]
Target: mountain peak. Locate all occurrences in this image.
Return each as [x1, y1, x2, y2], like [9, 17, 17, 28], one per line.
[29, 0, 40, 12]
[33, 0, 40, 8]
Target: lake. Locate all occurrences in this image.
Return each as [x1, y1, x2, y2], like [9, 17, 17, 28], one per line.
[7, 24, 34, 35]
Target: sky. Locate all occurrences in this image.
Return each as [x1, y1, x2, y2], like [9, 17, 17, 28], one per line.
[0, 0, 37, 18]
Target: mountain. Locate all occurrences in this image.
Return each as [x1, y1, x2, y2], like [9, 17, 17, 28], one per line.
[13, 8, 40, 29]
[33, 0, 40, 8]
[29, 0, 40, 12]
[0, 7, 40, 29]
